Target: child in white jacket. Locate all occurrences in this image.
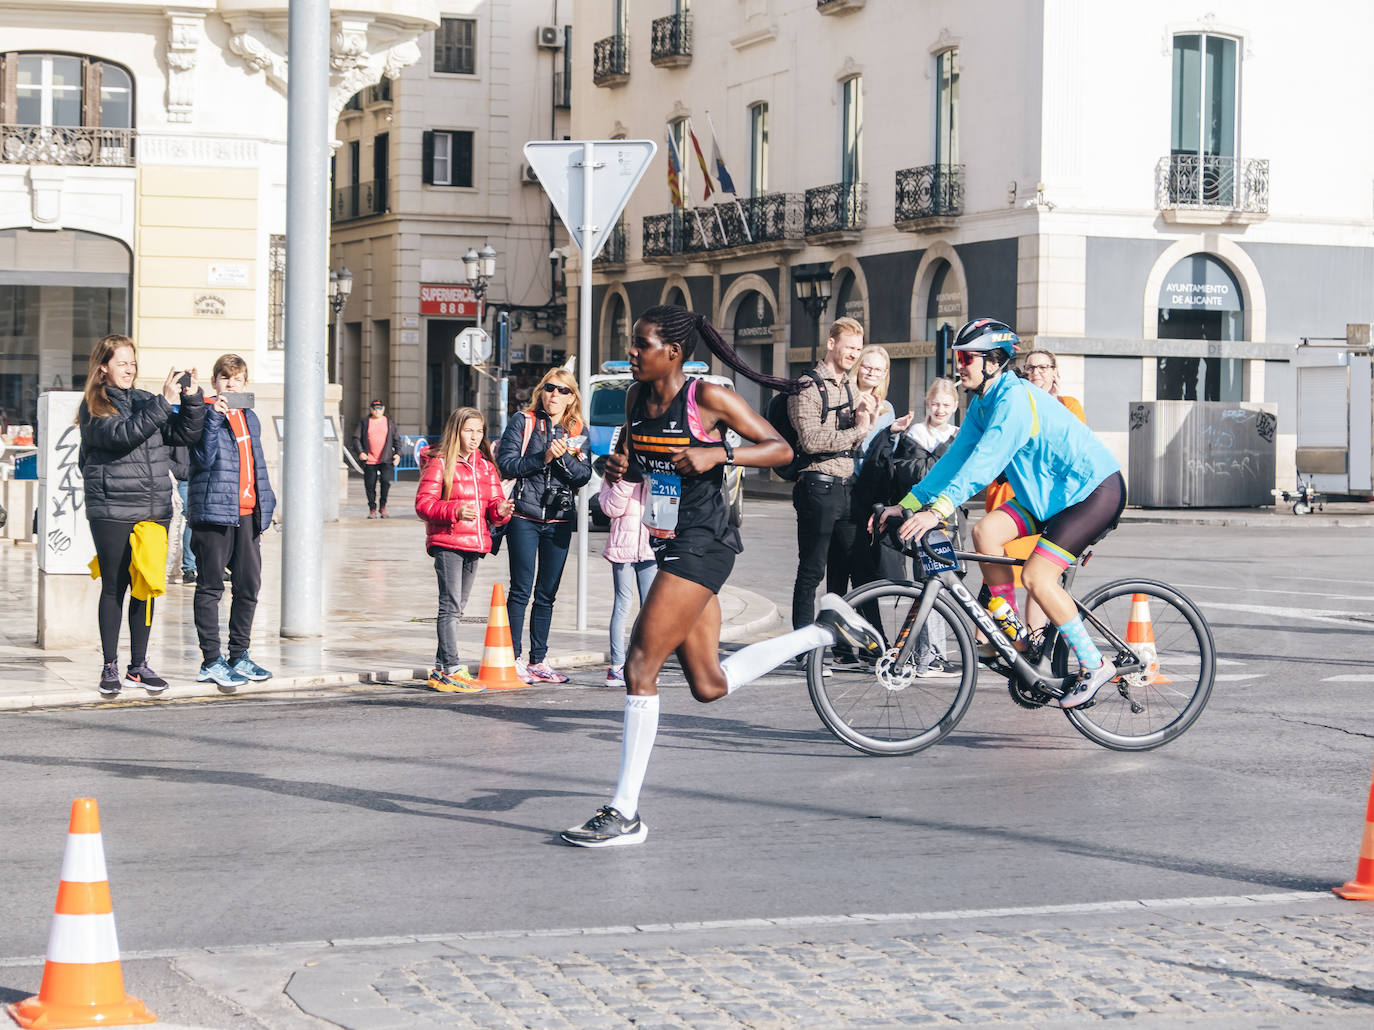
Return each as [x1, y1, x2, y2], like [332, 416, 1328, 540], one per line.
[599, 477, 657, 686]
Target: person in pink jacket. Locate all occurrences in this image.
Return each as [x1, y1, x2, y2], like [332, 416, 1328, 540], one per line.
[598, 472, 657, 686]
[415, 406, 513, 693]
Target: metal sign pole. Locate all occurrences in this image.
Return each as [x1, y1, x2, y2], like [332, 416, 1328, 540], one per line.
[575, 140, 596, 632]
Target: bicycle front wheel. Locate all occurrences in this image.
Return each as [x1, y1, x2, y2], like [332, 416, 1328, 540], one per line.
[807, 581, 976, 756]
[1052, 579, 1214, 751]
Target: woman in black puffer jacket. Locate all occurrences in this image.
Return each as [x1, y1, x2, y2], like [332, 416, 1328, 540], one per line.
[79, 334, 206, 698]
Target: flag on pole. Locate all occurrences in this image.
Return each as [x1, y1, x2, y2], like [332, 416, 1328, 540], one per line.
[706, 112, 737, 195]
[665, 126, 684, 208]
[687, 119, 715, 201]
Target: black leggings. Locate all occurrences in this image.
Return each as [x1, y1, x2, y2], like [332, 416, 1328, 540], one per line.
[89, 518, 167, 665]
[1037, 471, 1128, 560]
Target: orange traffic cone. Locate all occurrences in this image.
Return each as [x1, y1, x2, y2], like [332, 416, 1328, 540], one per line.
[7, 799, 155, 1029]
[1334, 768, 1374, 901]
[476, 584, 527, 691]
[1126, 593, 1171, 685]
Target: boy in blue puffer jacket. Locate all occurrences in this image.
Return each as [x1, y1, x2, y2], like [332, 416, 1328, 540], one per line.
[187, 353, 278, 691]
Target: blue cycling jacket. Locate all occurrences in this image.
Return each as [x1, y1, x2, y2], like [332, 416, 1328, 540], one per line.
[902, 373, 1119, 523]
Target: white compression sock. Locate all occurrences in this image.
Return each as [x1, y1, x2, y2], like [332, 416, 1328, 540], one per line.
[609, 694, 660, 818]
[721, 623, 834, 693]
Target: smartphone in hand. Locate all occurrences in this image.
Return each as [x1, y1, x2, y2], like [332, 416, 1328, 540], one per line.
[177, 371, 192, 391]
[221, 392, 255, 409]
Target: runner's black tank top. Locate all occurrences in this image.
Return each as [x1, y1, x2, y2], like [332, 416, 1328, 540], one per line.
[627, 378, 739, 549]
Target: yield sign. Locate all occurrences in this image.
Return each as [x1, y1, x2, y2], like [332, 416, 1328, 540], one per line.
[523, 139, 656, 259]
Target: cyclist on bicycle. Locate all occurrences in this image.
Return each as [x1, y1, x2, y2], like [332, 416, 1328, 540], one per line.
[879, 317, 1127, 708]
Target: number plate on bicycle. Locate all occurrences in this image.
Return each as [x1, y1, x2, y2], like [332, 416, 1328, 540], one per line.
[919, 531, 959, 575]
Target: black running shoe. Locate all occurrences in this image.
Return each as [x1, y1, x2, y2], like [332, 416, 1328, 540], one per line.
[125, 661, 169, 695]
[829, 650, 864, 670]
[98, 661, 122, 697]
[561, 806, 647, 848]
[815, 593, 883, 658]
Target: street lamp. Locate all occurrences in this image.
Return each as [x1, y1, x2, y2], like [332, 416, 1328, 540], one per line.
[327, 266, 352, 385]
[792, 261, 834, 364]
[463, 243, 497, 323]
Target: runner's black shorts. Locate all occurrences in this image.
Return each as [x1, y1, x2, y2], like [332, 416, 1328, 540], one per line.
[998, 471, 1127, 569]
[650, 526, 739, 594]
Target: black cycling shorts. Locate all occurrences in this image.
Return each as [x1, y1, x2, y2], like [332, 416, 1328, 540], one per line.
[1000, 471, 1126, 570]
[651, 527, 738, 594]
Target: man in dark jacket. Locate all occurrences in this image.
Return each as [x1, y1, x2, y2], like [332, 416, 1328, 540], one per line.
[187, 354, 277, 691]
[352, 399, 401, 517]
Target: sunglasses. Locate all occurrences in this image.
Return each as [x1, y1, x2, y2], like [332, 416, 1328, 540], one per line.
[542, 383, 574, 396]
[954, 351, 979, 368]
[370, 404, 384, 409]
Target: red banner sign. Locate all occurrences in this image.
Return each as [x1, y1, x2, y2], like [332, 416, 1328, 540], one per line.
[419, 283, 478, 316]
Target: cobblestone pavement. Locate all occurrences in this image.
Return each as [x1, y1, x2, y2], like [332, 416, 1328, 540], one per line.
[277, 894, 1374, 1029]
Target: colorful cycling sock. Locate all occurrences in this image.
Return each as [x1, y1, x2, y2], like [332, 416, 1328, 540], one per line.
[609, 694, 659, 819]
[988, 581, 1019, 615]
[1056, 615, 1104, 671]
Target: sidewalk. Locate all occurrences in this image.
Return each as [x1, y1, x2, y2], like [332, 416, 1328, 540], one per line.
[0, 478, 783, 712]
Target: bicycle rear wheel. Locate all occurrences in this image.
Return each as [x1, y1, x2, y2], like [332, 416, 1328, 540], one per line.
[1051, 579, 1214, 751]
[807, 581, 976, 756]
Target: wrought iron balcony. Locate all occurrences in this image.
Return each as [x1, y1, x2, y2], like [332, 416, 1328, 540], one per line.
[593, 219, 628, 270]
[651, 13, 692, 67]
[804, 181, 867, 241]
[643, 212, 683, 261]
[593, 34, 630, 87]
[895, 164, 964, 232]
[0, 124, 136, 167]
[643, 195, 806, 262]
[1156, 155, 1269, 224]
[817, 0, 867, 13]
[332, 179, 387, 222]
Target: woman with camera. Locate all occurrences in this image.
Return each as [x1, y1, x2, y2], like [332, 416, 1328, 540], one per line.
[79, 333, 206, 697]
[496, 368, 591, 683]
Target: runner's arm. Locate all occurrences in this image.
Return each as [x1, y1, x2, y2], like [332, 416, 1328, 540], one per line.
[692, 381, 792, 471]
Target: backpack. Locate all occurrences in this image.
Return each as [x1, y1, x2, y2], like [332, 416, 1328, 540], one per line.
[764, 369, 856, 481]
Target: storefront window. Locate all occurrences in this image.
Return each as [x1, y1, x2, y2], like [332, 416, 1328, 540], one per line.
[1156, 253, 1243, 401]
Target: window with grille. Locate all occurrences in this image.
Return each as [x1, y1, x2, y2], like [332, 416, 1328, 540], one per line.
[434, 18, 477, 75]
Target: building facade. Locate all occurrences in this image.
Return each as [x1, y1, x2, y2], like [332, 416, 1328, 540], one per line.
[566, 0, 1374, 487]
[0, 0, 437, 455]
[329, 0, 574, 439]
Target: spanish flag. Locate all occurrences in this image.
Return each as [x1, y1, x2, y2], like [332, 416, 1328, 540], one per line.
[687, 119, 715, 201]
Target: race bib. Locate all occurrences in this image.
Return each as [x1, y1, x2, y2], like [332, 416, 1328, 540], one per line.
[643, 472, 681, 539]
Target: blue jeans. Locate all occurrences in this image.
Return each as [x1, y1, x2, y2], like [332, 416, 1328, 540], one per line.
[609, 559, 657, 668]
[434, 548, 480, 671]
[177, 480, 196, 573]
[505, 516, 572, 663]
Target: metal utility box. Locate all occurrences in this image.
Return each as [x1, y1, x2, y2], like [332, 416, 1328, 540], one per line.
[1293, 327, 1373, 496]
[1128, 401, 1278, 508]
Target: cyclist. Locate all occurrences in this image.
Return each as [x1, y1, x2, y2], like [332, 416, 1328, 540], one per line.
[879, 317, 1126, 708]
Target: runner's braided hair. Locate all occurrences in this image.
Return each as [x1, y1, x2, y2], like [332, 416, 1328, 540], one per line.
[638, 305, 806, 395]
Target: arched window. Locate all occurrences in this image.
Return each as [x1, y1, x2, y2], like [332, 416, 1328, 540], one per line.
[1156, 253, 1243, 401]
[606, 292, 629, 361]
[2, 52, 135, 129]
[665, 286, 687, 308]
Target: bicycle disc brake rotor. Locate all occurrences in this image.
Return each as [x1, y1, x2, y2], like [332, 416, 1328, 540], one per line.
[874, 648, 917, 691]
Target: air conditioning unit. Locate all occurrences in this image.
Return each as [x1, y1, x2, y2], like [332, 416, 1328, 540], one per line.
[520, 162, 540, 185]
[536, 25, 563, 50]
[526, 343, 549, 364]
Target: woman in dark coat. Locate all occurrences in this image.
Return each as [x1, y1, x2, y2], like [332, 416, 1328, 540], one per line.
[79, 333, 206, 697]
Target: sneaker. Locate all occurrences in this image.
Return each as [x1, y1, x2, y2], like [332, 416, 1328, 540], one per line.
[124, 661, 169, 695]
[915, 655, 958, 678]
[514, 658, 535, 684]
[98, 661, 122, 697]
[815, 593, 883, 658]
[367, 509, 378, 519]
[606, 666, 626, 687]
[527, 661, 569, 684]
[379, 507, 388, 518]
[198, 656, 248, 693]
[181, 569, 197, 584]
[829, 650, 865, 671]
[561, 806, 647, 848]
[445, 666, 487, 693]
[230, 653, 272, 682]
[1059, 661, 1119, 709]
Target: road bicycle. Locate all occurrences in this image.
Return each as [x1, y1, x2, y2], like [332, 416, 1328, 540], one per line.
[807, 522, 1215, 756]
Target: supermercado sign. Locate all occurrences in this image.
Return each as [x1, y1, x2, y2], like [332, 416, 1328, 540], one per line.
[419, 283, 478, 316]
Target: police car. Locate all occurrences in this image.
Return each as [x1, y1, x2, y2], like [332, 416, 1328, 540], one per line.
[586, 360, 744, 528]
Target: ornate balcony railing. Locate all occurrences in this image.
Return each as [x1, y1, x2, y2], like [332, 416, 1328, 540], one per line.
[594, 219, 628, 269]
[895, 164, 964, 227]
[0, 124, 136, 167]
[593, 34, 630, 87]
[651, 13, 692, 67]
[804, 181, 867, 239]
[643, 213, 683, 259]
[643, 194, 806, 261]
[332, 179, 386, 221]
[1156, 155, 1269, 217]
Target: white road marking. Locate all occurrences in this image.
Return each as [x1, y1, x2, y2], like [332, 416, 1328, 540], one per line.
[1174, 582, 1371, 603]
[1322, 674, 1374, 683]
[1198, 601, 1367, 627]
[1214, 674, 1264, 682]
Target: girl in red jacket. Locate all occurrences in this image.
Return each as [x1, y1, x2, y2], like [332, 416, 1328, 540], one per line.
[415, 406, 514, 692]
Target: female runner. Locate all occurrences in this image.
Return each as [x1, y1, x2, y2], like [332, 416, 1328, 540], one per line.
[562, 305, 882, 847]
